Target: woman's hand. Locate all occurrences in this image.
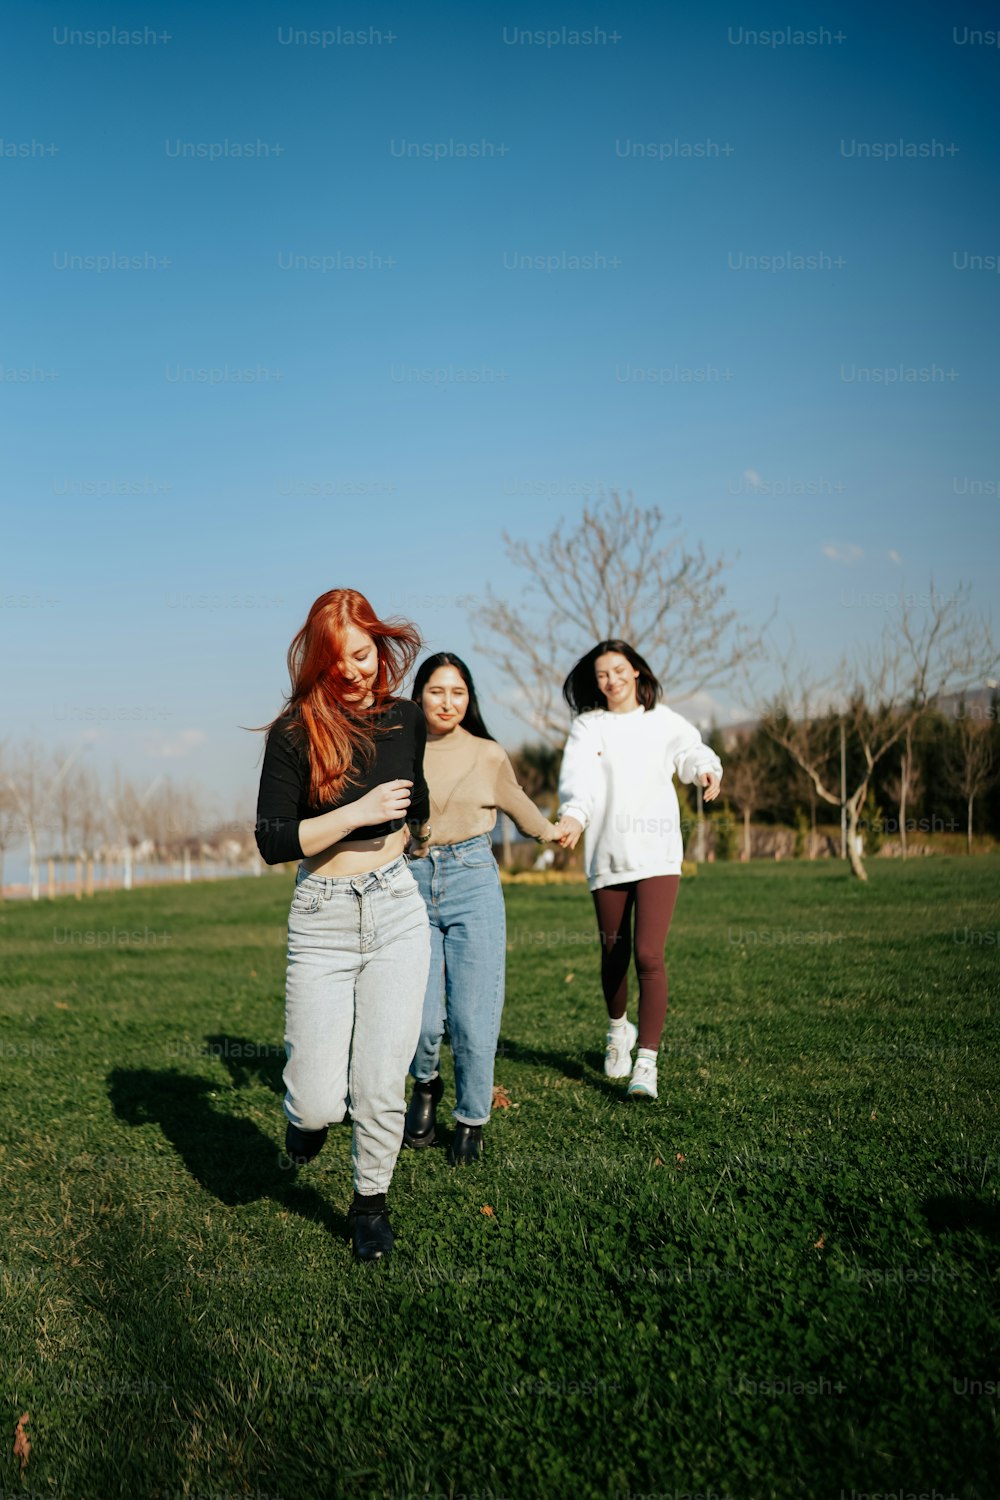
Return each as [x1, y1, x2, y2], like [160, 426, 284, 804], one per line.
[351, 779, 413, 826]
[543, 820, 566, 843]
[406, 819, 431, 858]
[557, 815, 584, 850]
[701, 772, 722, 803]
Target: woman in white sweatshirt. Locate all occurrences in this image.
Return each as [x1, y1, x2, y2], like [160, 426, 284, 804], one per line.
[556, 640, 722, 1099]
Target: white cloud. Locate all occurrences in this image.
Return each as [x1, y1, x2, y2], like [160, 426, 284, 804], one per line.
[888, 549, 902, 565]
[743, 468, 764, 490]
[146, 729, 208, 759]
[822, 542, 864, 565]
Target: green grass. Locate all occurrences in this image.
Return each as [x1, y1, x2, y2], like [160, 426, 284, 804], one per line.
[2, 859, 999, 1500]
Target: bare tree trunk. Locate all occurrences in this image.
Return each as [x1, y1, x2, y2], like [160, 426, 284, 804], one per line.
[743, 807, 751, 861]
[846, 795, 868, 882]
[899, 741, 908, 861]
[967, 794, 974, 855]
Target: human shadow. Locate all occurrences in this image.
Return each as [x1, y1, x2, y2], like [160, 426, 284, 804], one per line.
[495, 1037, 625, 1101]
[203, 1032, 286, 1094]
[108, 1067, 348, 1238]
[54, 1200, 218, 1497]
[922, 1194, 1000, 1244]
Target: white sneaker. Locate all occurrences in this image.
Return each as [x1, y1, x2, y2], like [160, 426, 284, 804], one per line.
[627, 1055, 658, 1099]
[604, 1020, 638, 1078]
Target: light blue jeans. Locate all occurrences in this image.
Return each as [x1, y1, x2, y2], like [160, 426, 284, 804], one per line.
[282, 854, 430, 1195]
[409, 834, 507, 1126]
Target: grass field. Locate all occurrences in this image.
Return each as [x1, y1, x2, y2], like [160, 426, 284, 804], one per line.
[2, 858, 999, 1500]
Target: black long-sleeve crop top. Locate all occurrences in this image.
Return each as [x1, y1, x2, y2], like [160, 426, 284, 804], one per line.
[254, 697, 430, 865]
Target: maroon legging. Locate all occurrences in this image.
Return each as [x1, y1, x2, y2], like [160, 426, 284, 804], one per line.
[592, 876, 680, 1050]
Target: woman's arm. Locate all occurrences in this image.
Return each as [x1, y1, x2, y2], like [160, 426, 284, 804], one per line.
[298, 784, 414, 856]
[255, 724, 308, 865]
[255, 719, 415, 863]
[492, 750, 560, 840]
[405, 701, 432, 855]
[408, 703, 431, 827]
[670, 714, 724, 799]
[556, 715, 598, 831]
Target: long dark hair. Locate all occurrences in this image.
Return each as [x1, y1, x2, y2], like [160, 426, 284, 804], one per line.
[412, 652, 495, 741]
[562, 639, 662, 716]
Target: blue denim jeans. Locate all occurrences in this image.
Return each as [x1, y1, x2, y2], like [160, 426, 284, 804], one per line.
[282, 854, 430, 1195]
[409, 834, 506, 1126]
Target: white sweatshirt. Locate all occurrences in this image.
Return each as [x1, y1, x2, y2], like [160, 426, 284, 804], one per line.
[557, 703, 723, 890]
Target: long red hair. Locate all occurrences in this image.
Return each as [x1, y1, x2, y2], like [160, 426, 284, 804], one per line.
[268, 588, 421, 804]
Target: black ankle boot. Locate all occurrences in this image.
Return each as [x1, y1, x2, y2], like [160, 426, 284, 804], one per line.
[448, 1123, 484, 1167]
[348, 1193, 393, 1262]
[284, 1121, 328, 1166]
[403, 1075, 444, 1149]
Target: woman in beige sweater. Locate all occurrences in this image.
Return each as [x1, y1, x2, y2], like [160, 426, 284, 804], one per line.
[403, 653, 564, 1164]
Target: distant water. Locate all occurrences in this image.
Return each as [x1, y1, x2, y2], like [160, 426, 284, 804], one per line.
[1, 856, 268, 897]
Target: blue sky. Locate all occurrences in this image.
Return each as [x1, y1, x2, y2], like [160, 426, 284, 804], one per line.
[2, 0, 998, 828]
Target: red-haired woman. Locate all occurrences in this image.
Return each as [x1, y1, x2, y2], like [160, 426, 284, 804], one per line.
[557, 640, 722, 1101]
[255, 589, 432, 1262]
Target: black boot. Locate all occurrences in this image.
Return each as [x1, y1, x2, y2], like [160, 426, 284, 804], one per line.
[403, 1075, 444, 1149]
[284, 1121, 328, 1166]
[448, 1123, 484, 1167]
[348, 1194, 393, 1262]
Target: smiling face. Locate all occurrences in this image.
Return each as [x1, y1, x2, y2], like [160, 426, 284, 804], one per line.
[420, 664, 469, 735]
[594, 651, 640, 712]
[337, 624, 378, 704]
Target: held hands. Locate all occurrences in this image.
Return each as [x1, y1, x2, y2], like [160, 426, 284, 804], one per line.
[555, 815, 584, 850]
[701, 772, 722, 803]
[548, 782, 720, 851]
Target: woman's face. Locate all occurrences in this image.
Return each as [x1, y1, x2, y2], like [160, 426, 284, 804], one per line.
[338, 625, 378, 703]
[421, 665, 469, 734]
[594, 651, 640, 710]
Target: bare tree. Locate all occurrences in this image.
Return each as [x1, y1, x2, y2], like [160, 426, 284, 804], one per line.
[0, 743, 24, 898]
[946, 709, 996, 855]
[791, 761, 822, 859]
[884, 724, 922, 860]
[106, 771, 164, 889]
[762, 586, 999, 881]
[468, 492, 769, 744]
[73, 763, 104, 862]
[723, 734, 767, 860]
[6, 742, 58, 900]
[49, 749, 96, 888]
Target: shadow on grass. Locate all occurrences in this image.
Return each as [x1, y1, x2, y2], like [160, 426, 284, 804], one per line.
[495, 1036, 624, 1100]
[922, 1194, 1000, 1243]
[107, 1067, 348, 1238]
[55, 1203, 211, 1496]
[203, 1031, 286, 1093]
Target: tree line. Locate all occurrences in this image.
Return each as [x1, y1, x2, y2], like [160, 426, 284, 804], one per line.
[0, 744, 253, 899]
[4, 495, 996, 896]
[508, 693, 999, 869]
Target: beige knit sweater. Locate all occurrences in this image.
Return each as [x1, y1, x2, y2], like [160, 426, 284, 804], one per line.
[422, 726, 553, 845]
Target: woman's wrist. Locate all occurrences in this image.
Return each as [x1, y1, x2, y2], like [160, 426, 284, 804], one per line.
[297, 805, 361, 857]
